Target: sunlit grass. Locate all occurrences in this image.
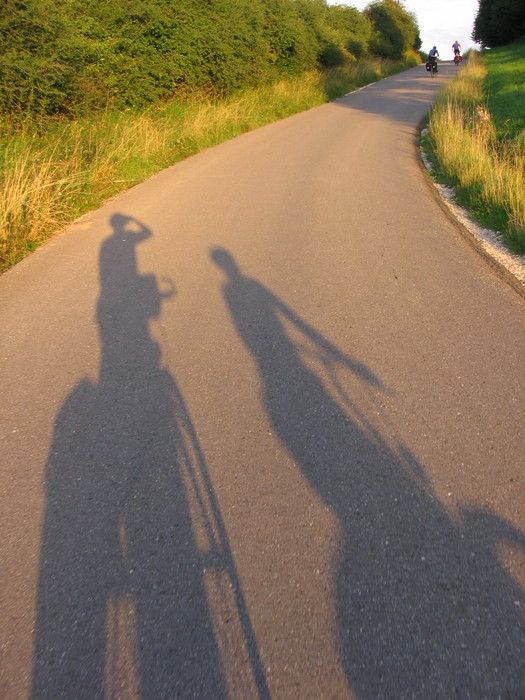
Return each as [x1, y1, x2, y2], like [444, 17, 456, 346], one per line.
[425, 52, 525, 254]
[0, 55, 418, 272]
[0, 145, 83, 265]
[484, 38, 525, 141]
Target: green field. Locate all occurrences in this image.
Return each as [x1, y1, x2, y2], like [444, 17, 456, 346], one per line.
[484, 39, 525, 140]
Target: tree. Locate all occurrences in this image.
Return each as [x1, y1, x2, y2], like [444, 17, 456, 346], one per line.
[262, 0, 320, 74]
[473, 0, 525, 47]
[0, 0, 75, 115]
[365, 0, 421, 60]
[0, 0, 419, 119]
[326, 4, 372, 58]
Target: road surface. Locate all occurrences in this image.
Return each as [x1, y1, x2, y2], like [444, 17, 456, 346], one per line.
[1, 63, 524, 698]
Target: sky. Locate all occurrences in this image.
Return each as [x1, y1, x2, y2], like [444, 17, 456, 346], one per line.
[327, 0, 480, 58]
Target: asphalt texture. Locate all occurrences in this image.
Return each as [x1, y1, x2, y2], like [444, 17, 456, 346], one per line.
[1, 62, 524, 699]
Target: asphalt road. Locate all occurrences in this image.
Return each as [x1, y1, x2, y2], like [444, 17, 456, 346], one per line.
[1, 62, 524, 699]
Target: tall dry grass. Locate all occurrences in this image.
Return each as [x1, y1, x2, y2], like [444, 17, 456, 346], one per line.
[427, 53, 525, 253]
[1, 113, 168, 264]
[1, 145, 81, 263]
[0, 112, 179, 270]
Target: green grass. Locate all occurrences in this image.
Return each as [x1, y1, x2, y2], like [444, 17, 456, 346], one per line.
[483, 38, 525, 140]
[0, 54, 418, 273]
[423, 46, 525, 254]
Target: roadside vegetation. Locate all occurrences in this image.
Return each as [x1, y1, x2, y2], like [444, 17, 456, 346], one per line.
[423, 40, 525, 255]
[0, 0, 421, 273]
[0, 56, 418, 272]
[473, 0, 525, 48]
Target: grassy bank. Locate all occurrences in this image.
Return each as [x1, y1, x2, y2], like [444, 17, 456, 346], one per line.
[423, 43, 525, 255]
[0, 55, 417, 273]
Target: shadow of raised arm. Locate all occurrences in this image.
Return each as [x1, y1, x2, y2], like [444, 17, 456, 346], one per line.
[271, 293, 385, 390]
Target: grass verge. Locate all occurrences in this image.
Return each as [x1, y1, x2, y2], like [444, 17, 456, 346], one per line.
[422, 45, 525, 255]
[0, 55, 418, 273]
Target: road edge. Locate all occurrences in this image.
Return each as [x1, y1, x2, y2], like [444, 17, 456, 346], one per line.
[418, 128, 525, 300]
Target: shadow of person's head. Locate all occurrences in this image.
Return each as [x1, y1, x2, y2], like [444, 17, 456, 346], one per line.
[110, 213, 152, 243]
[211, 247, 241, 278]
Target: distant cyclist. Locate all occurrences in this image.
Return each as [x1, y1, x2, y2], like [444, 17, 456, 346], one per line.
[427, 46, 439, 73]
[452, 41, 462, 57]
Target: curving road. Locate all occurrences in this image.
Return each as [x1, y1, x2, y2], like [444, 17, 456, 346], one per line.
[1, 63, 524, 698]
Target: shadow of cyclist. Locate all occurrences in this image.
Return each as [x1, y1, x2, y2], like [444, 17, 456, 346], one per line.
[211, 246, 525, 697]
[31, 215, 226, 698]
